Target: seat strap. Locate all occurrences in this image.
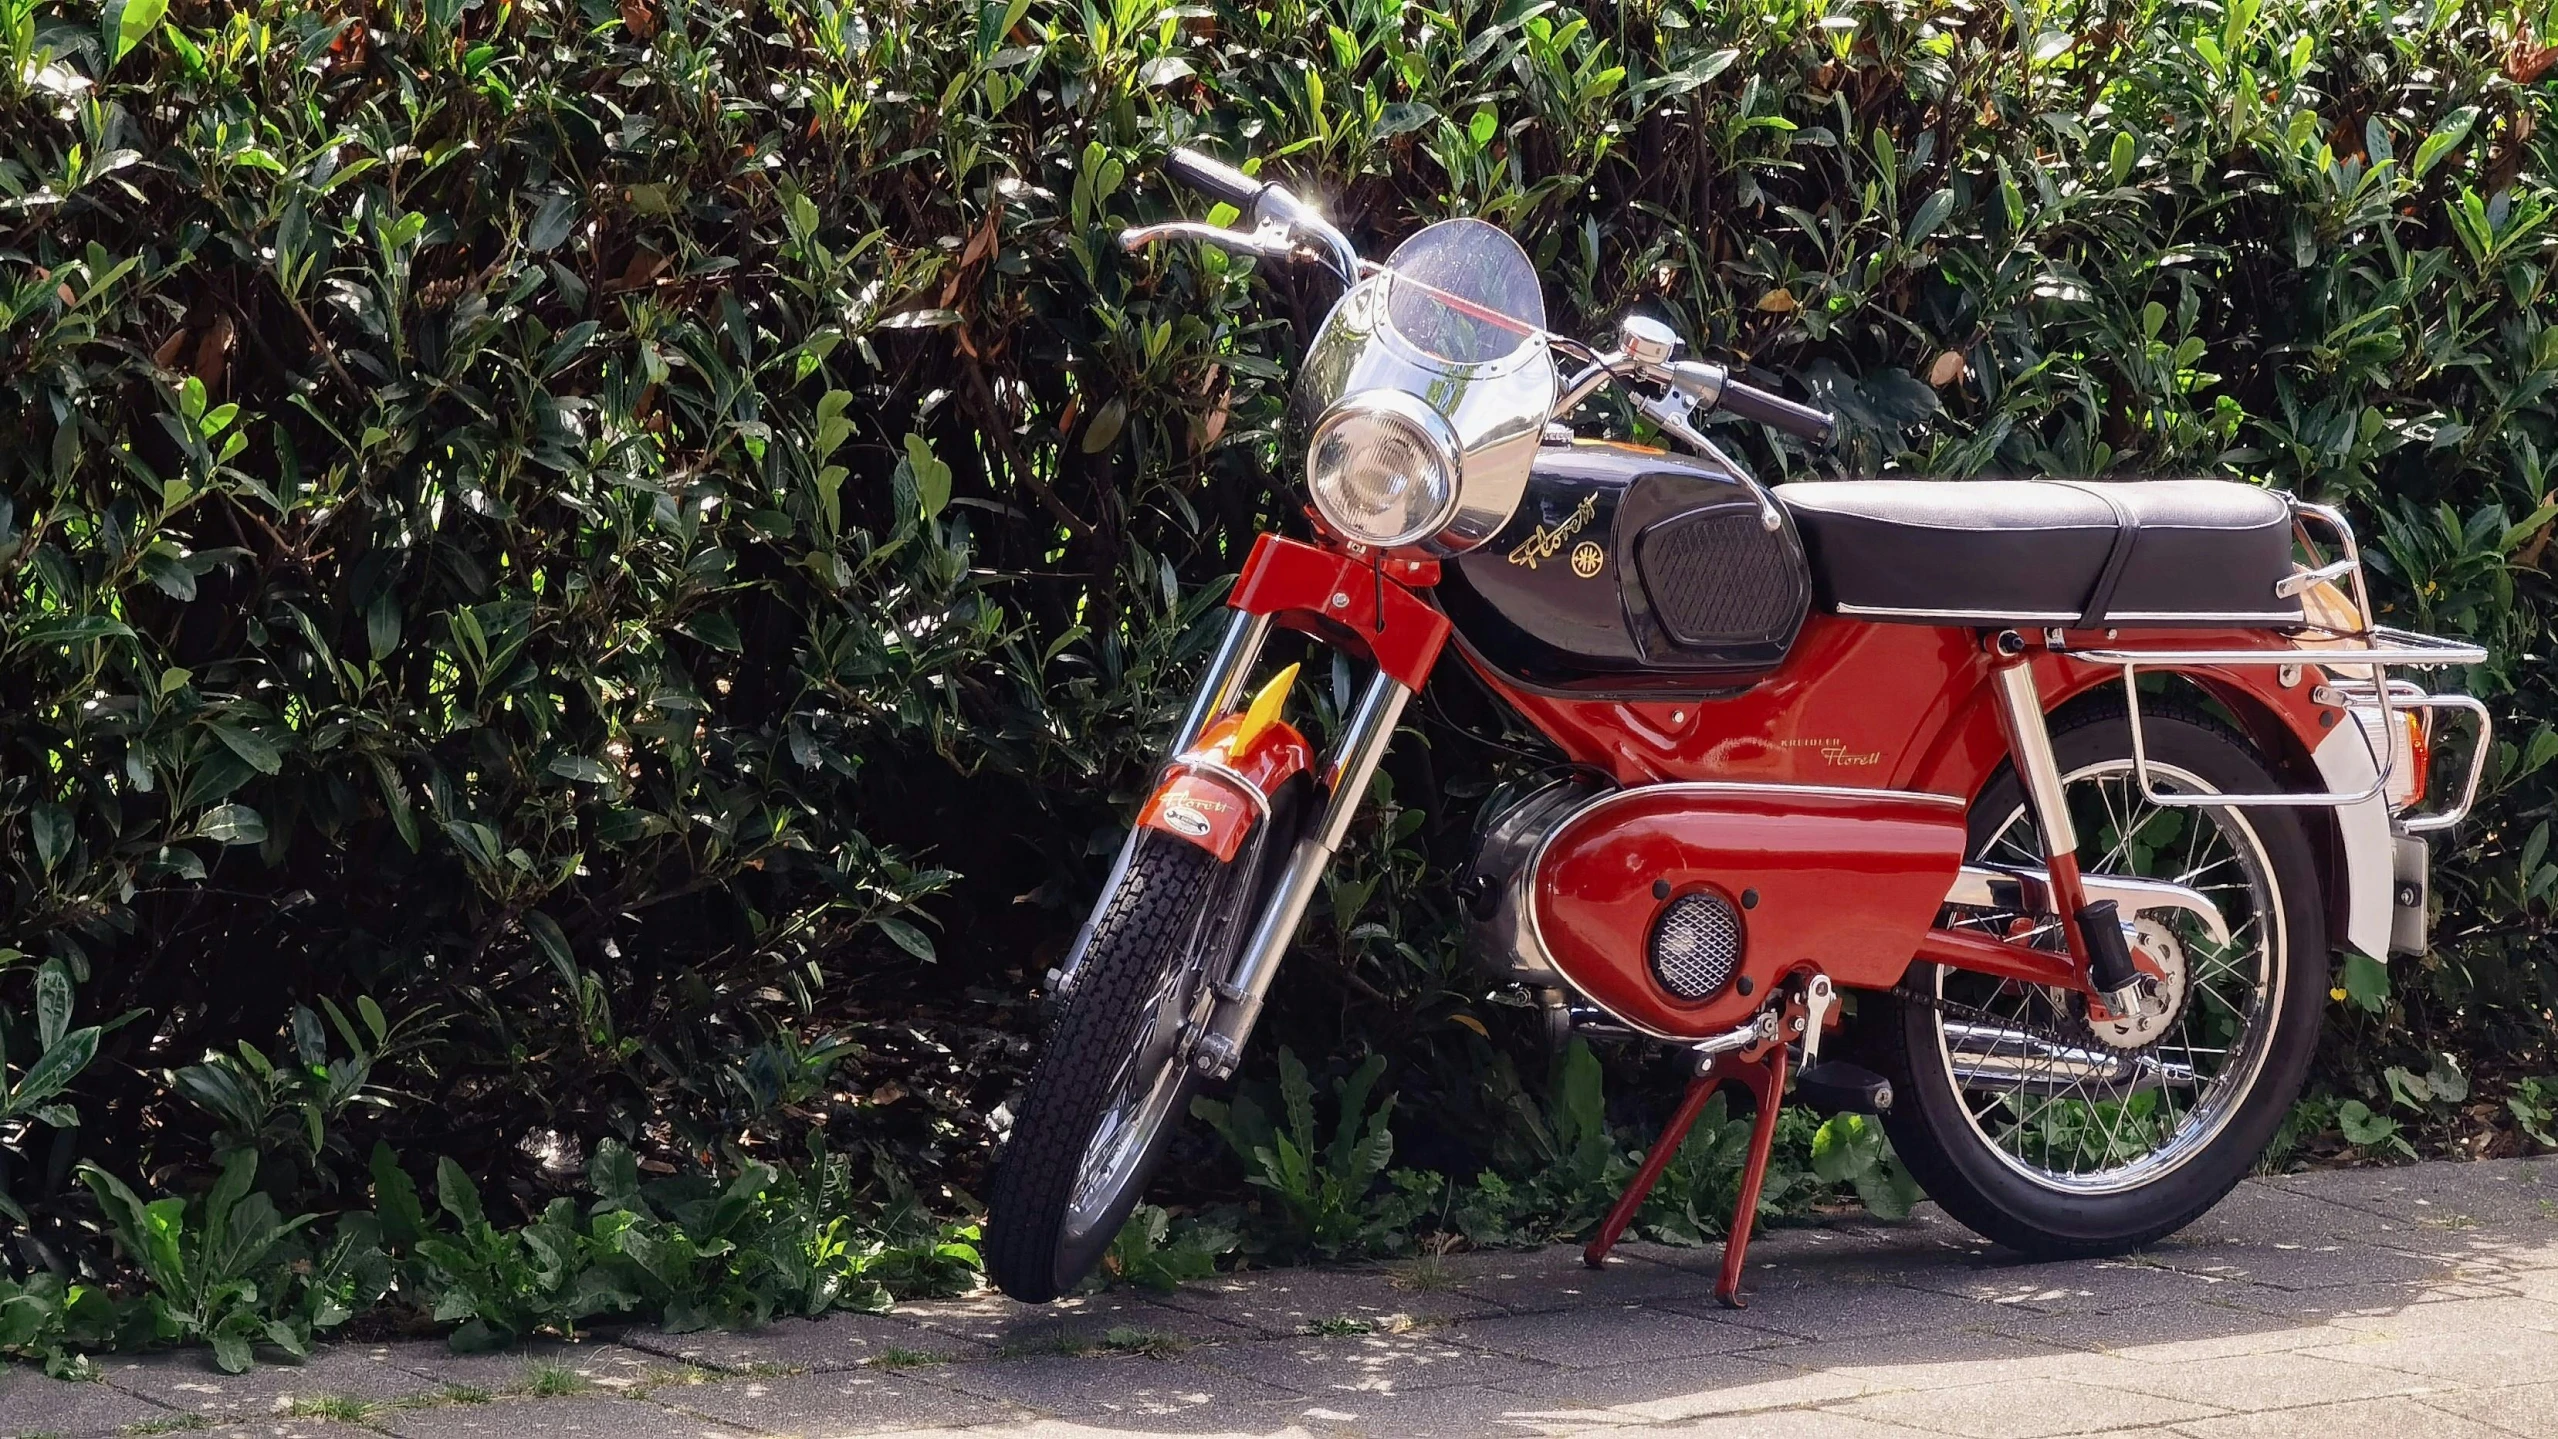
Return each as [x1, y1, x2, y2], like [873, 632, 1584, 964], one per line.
[2051, 481, 2141, 629]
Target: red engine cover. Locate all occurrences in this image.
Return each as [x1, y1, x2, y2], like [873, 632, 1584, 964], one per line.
[1531, 783, 1969, 1038]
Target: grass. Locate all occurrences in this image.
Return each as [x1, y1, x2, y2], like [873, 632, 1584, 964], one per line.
[115, 1418, 210, 1436]
[994, 1325, 1193, 1360]
[419, 1383, 492, 1406]
[1301, 1316, 1375, 1337]
[993, 1331, 1093, 1360]
[513, 1361, 592, 1397]
[866, 1347, 954, 1370]
[280, 1396, 376, 1422]
[1095, 1326, 1190, 1359]
[1387, 1252, 1459, 1293]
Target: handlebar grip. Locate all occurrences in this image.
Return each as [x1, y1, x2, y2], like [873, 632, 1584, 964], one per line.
[1163, 147, 1271, 212]
[1717, 378, 1836, 446]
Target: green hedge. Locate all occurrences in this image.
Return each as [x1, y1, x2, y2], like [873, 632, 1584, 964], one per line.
[5, 0, 2558, 1357]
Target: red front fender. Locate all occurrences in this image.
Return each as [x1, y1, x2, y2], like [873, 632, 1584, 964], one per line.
[1137, 711, 1314, 862]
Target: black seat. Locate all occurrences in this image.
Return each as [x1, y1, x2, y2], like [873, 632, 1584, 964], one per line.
[1769, 478, 2304, 629]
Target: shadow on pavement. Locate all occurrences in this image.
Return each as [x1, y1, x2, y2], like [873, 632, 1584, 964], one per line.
[10, 1159, 2558, 1439]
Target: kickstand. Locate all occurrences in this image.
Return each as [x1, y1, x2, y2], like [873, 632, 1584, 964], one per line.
[1713, 1037, 1791, 1308]
[1582, 1001, 1800, 1310]
[1581, 1061, 1726, 1272]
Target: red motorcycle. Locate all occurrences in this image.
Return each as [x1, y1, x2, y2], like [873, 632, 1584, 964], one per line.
[984, 149, 2489, 1305]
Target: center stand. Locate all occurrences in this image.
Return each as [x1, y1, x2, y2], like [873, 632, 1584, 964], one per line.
[1581, 987, 1810, 1307]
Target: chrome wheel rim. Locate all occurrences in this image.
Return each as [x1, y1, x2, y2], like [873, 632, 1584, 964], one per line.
[1060, 922, 1214, 1244]
[1933, 757, 2285, 1196]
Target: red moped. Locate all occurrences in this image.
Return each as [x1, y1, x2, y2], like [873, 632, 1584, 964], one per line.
[984, 148, 2489, 1305]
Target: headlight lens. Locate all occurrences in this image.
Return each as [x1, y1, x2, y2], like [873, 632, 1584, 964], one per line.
[1306, 393, 1461, 549]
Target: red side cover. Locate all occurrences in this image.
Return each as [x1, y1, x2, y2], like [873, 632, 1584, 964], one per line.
[1532, 786, 1968, 1039]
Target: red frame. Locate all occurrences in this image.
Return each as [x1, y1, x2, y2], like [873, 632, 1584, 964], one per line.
[1196, 532, 2342, 1040]
[1230, 535, 1449, 690]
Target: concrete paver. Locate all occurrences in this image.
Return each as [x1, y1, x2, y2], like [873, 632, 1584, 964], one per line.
[17, 1160, 2558, 1439]
[370, 1394, 754, 1438]
[1150, 1263, 1506, 1335]
[2170, 1392, 2518, 1437]
[0, 1364, 176, 1437]
[616, 1314, 984, 1374]
[1440, 1304, 1788, 1367]
[94, 1342, 447, 1417]
[1186, 1330, 1539, 1396]
[2409, 1376, 2558, 1435]
[198, 1421, 384, 1439]
[377, 1339, 670, 1394]
[1828, 1376, 2224, 1437]
[652, 1367, 1028, 1434]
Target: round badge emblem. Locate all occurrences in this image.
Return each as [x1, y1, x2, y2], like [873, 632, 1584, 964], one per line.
[1570, 540, 1605, 578]
[1158, 803, 1213, 837]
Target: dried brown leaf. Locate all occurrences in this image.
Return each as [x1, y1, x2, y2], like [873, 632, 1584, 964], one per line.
[193, 314, 236, 394]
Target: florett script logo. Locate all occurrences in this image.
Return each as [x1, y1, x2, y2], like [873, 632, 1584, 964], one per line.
[1508, 493, 1600, 570]
[1779, 736, 1884, 767]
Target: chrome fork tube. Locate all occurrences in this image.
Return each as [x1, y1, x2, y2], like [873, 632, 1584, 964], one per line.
[1192, 670, 1412, 1077]
[1048, 609, 1271, 1003]
[1993, 659, 2078, 857]
[1991, 646, 2142, 1013]
[1173, 611, 1273, 754]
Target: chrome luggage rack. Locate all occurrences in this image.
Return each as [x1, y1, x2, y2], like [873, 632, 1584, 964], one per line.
[2065, 500, 2490, 824]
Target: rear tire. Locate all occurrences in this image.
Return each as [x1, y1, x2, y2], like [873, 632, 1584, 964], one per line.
[985, 837, 1220, 1302]
[1876, 705, 2327, 1257]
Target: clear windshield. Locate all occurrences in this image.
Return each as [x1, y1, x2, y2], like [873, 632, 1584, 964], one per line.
[1294, 218, 1555, 553]
[1381, 219, 1548, 367]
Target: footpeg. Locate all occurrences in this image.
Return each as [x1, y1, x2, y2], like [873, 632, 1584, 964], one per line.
[1794, 1061, 1893, 1116]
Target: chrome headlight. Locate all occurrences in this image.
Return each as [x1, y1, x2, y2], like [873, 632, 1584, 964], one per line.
[1306, 391, 1462, 549]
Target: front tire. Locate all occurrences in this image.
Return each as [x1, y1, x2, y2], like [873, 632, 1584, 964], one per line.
[985, 836, 1223, 1302]
[1877, 705, 2327, 1257]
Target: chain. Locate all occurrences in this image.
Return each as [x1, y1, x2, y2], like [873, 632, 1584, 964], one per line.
[1887, 980, 2088, 1051]
[1891, 909, 2126, 1056]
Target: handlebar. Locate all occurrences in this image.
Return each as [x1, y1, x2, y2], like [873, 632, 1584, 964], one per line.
[1715, 377, 1836, 446]
[1163, 148, 1271, 212]
[1142, 148, 1837, 448]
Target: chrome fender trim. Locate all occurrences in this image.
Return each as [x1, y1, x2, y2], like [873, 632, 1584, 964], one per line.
[1945, 864, 2231, 949]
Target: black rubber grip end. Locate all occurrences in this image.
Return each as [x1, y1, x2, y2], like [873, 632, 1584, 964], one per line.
[1718, 378, 1837, 446]
[1163, 147, 1268, 210]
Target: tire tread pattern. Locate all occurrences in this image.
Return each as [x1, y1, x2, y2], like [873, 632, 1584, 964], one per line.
[985, 837, 1218, 1301]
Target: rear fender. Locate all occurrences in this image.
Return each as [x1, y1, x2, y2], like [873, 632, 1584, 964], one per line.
[1137, 712, 1314, 862]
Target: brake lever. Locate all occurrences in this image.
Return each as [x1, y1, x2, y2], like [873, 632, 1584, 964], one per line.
[1633, 384, 1785, 535]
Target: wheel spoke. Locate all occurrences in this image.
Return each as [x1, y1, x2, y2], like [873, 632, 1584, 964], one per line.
[1940, 749, 2282, 1194]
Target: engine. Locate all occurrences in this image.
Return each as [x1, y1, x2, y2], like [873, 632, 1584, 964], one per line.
[1462, 778, 1970, 1041]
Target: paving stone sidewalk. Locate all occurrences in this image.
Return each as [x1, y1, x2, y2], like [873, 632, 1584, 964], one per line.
[14, 1158, 2558, 1439]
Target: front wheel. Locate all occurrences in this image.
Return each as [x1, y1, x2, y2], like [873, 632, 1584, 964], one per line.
[1876, 705, 2328, 1256]
[985, 835, 1227, 1302]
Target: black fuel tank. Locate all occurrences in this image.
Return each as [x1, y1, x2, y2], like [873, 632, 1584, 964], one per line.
[1437, 441, 1811, 697]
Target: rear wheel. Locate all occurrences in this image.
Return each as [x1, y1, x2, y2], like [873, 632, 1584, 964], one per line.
[985, 835, 1224, 1301]
[1877, 706, 2327, 1256]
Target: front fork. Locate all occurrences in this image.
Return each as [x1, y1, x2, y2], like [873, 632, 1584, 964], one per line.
[1048, 606, 1415, 1080]
[1194, 646, 1412, 1076]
